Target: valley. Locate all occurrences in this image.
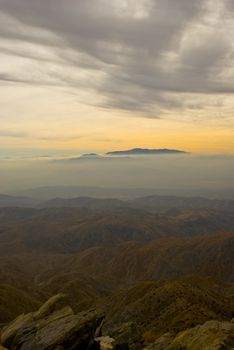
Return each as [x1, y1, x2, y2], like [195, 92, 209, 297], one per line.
[0, 195, 233, 348]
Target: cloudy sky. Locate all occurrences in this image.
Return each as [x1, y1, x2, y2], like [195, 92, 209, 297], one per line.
[0, 0, 234, 155]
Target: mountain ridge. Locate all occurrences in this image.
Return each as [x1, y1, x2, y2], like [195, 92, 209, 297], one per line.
[1, 193, 234, 212]
[106, 148, 188, 155]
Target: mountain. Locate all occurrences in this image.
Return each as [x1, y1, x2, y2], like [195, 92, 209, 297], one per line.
[40, 196, 125, 210]
[0, 194, 39, 208]
[0, 284, 40, 324]
[10, 186, 154, 200]
[132, 195, 234, 212]
[62, 232, 234, 284]
[62, 153, 103, 161]
[81, 153, 100, 158]
[55, 154, 131, 163]
[10, 185, 234, 200]
[0, 195, 233, 349]
[1, 192, 234, 212]
[0, 206, 234, 255]
[39, 194, 234, 212]
[106, 148, 188, 155]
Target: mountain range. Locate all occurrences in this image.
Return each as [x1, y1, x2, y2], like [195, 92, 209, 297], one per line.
[106, 148, 188, 155]
[0, 194, 233, 349]
[1, 193, 234, 211]
[8, 185, 234, 200]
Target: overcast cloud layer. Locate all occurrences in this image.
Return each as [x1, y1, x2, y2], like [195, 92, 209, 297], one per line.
[0, 0, 234, 115]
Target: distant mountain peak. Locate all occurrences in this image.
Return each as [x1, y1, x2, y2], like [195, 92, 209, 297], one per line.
[106, 148, 188, 155]
[80, 153, 102, 158]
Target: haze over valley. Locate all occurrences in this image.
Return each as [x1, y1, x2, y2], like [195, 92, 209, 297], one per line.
[1, 152, 234, 200]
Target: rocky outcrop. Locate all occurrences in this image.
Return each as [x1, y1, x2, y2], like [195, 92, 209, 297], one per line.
[1, 294, 234, 350]
[95, 336, 116, 350]
[143, 319, 234, 350]
[0, 293, 104, 350]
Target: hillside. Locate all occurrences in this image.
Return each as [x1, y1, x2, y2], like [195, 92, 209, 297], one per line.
[57, 232, 234, 284]
[0, 195, 38, 208]
[1, 276, 233, 349]
[0, 232, 233, 324]
[1, 193, 234, 212]
[0, 201, 233, 349]
[0, 284, 40, 324]
[40, 197, 125, 210]
[101, 276, 234, 348]
[143, 319, 234, 350]
[0, 206, 233, 255]
[10, 185, 234, 201]
[39, 195, 234, 212]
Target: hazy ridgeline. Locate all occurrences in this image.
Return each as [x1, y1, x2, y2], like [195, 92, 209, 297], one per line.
[1, 154, 234, 199]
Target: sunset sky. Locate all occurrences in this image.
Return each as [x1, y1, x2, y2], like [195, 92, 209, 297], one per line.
[0, 0, 234, 155]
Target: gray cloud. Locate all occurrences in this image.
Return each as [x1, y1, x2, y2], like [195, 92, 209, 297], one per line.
[0, 130, 27, 138]
[0, 0, 233, 114]
[38, 135, 83, 141]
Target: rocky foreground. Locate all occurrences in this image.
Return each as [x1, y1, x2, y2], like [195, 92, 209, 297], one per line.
[0, 294, 233, 350]
[143, 320, 234, 350]
[0, 294, 105, 350]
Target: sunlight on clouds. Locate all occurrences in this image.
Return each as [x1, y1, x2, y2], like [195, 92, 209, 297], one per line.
[0, 0, 233, 154]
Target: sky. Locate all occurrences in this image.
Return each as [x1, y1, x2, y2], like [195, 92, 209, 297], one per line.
[0, 0, 234, 155]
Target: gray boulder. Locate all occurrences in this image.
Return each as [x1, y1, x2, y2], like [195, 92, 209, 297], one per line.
[1, 294, 104, 350]
[143, 319, 234, 350]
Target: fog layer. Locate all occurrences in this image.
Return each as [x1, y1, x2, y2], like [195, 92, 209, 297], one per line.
[0, 154, 234, 199]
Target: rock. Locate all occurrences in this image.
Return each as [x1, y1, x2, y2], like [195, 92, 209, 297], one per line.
[143, 320, 234, 350]
[33, 293, 68, 319]
[95, 336, 116, 349]
[1, 294, 104, 350]
[107, 321, 139, 349]
[93, 335, 130, 350]
[1, 293, 67, 347]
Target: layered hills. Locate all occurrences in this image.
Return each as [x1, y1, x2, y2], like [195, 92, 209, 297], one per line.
[0, 206, 234, 255]
[1, 193, 234, 211]
[0, 194, 39, 208]
[10, 185, 234, 201]
[64, 232, 234, 283]
[0, 195, 233, 348]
